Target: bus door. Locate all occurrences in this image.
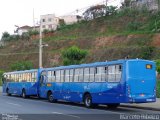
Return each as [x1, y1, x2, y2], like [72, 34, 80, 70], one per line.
[39, 70, 47, 98]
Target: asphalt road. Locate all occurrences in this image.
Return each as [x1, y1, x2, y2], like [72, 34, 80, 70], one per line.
[0, 94, 159, 120]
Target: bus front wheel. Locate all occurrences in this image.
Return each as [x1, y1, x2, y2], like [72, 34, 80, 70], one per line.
[47, 92, 57, 103]
[6, 88, 11, 96]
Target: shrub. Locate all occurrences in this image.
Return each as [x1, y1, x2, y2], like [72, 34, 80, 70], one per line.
[141, 46, 155, 59]
[1, 32, 11, 41]
[0, 70, 4, 86]
[61, 46, 88, 65]
[10, 61, 33, 71]
[28, 30, 39, 36]
[155, 59, 160, 74]
[157, 80, 160, 98]
[127, 21, 142, 31]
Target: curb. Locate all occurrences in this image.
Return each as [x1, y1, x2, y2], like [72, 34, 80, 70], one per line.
[120, 105, 160, 111]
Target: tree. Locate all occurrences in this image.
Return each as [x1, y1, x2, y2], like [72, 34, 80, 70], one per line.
[21, 32, 30, 41]
[61, 46, 88, 65]
[83, 4, 106, 20]
[10, 61, 33, 71]
[105, 6, 117, 16]
[1, 32, 11, 41]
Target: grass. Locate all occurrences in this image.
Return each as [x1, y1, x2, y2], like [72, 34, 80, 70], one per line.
[157, 80, 160, 98]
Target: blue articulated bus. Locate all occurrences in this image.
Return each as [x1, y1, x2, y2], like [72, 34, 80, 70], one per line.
[2, 59, 156, 108]
[38, 59, 156, 108]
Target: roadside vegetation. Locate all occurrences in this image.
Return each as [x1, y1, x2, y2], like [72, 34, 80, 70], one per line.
[10, 61, 33, 71]
[0, 70, 4, 86]
[157, 80, 160, 98]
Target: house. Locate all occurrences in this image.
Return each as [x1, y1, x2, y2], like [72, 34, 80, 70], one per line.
[15, 25, 40, 35]
[15, 25, 32, 35]
[130, 0, 158, 11]
[59, 15, 82, 25]
[40, 14, 59, 31]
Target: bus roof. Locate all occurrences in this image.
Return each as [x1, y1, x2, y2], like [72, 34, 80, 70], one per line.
[3, 69, 37, 75]
[45, 59, 154, 71]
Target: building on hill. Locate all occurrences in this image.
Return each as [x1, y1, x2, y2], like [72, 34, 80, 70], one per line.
[130, 0, 158, 11]
[59, 15, 82, 25]
[14, 25, 40, 35]
[40, 14, 59, 32]
[15, 25, 31, 35]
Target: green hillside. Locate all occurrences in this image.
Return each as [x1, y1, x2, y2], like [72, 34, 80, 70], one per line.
[1, 8, 160, 71]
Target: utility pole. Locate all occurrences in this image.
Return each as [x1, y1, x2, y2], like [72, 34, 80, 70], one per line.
[33, 8, 35, 30]
[39, 20, 42, 68]
[106, 0, 108, 6]
[158, 0, 160, 11]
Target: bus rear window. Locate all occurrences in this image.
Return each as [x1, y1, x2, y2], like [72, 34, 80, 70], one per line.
[146, 64, 152, 69]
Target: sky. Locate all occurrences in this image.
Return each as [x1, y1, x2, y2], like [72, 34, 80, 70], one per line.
[0, 0, 122, 37]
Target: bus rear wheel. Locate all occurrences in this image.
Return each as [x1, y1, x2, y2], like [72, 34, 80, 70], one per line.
[47, 92, 57, 103]
[84, 94, 94, 108]
[107, 104, 120, 109]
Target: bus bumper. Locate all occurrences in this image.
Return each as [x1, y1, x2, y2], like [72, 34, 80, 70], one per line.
[127, 97, 156, 103]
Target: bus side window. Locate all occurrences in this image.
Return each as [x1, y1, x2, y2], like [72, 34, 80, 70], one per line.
[70, 69, 74, 82]
[89, 68, 95, 82]
[84, 68, 89, 82]
[65, 70, 70, 82]
[79, 68, 84, 82]
[74, 69, 79, 82]
[115, 65, 122, 82]
[56, 70, 60, 82]
[101, 67, 107, 82]
[108, 65, 116, 82]
[60, 70, 64, 82]
[52, 71, 56, 82]
[48, 71, 52, 82]
[95, 67, 101, 82]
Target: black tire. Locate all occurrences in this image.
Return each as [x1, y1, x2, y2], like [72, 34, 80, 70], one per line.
[48, 92, 57, 103]
[107, 104, 120, 109]
[22, 89, 27, 99]
[6, 88, 11, 96]
[84, 94, 93, 108]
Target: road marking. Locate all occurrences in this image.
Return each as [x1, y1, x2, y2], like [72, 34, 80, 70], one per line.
[51, 112, 80, 119]
[106, 110, 124, 114]
[6, 102, 22, 107]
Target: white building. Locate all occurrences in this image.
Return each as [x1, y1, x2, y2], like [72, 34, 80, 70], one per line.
[130, 0, 158, 11]
[40, 14, 59, 31]
[59, 15, 81, 25]
[16, 25, 32, 35]
[15, 25, 40, 35]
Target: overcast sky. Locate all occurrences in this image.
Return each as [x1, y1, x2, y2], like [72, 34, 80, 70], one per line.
[0, 0, 122, 37]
